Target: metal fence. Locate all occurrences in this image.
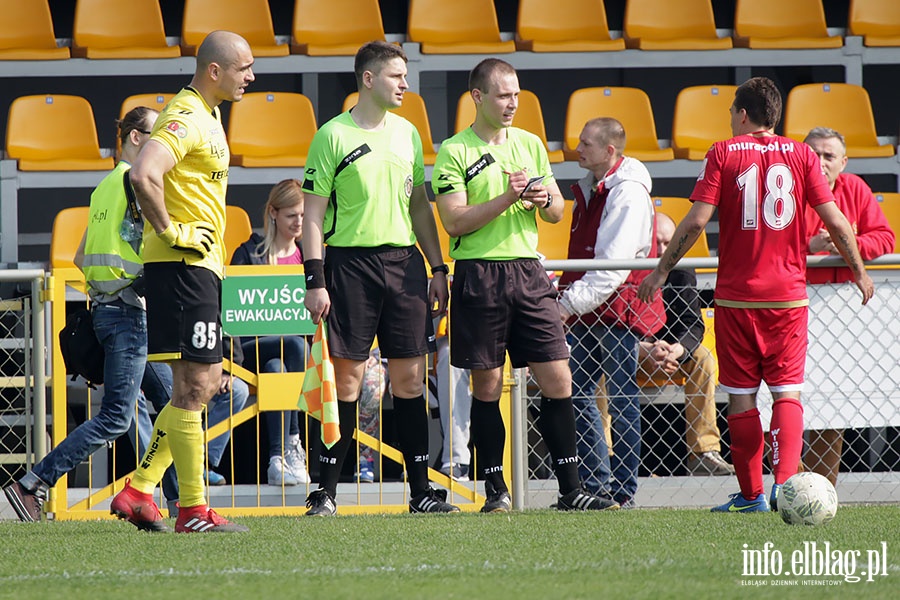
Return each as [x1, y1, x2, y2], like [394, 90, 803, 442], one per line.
[0, 270, 47, 498]
[4, 258, 899, 522]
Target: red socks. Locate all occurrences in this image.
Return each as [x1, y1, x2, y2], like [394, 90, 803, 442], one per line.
[769, 398, 804, 485]
[728, 408, 764, 500]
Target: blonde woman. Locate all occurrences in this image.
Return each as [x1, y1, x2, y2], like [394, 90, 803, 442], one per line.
[232, 180, 310, 486]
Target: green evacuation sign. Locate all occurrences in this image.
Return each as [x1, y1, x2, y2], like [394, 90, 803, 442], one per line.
[221, 274, 315, 336]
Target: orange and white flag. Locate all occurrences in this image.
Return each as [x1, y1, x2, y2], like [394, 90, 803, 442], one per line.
[299, 321, 340, 448]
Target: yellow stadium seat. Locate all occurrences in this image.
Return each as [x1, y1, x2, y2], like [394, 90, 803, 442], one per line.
[51, 207, 89, 270]
[455, 90, 564, 162]
[0, 0, 69, 60]
[291, 0, 386, 55]
[225, 205, 253, 264]
[228, 92, 318, 167]
[516, 0, 625, 52]
[849, 0, 900, 47]
[342, 91, 437, 165]
[181, 0, 288, 57]
[671, 85, 738, 160]
[407, 0, 516, 54]
[563, 87, 674, 162]
[72, 0, 180, 59]
[652, 197, 710, 258]
[874, 193, 900, 252]
[734, 0, 842, 49]
[783, 83, 894, 158]
[624, 0, 732, 50]
[6, 95, 114, 171]
[536, 200, 573, 261]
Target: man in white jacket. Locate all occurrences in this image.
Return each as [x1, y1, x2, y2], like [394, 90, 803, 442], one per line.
[558, 117, 665, 508]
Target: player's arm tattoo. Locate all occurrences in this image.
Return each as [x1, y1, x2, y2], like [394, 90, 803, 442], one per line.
[835, 232, 866, 276]
[663, 232, 692, 271]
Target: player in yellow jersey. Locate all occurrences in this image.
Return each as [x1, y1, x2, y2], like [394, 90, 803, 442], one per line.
[110, 30, 254, 533]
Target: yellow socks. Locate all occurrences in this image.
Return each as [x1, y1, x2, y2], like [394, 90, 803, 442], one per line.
[131, 403, 174, 494]
[166, 405, 206, 508]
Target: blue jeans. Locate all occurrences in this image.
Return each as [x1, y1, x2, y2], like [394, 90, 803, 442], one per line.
[241, 336, 307, 457]
[28, 302, 147, 488]
[568, 322, 641, 502]
[132, 363, 250, 502]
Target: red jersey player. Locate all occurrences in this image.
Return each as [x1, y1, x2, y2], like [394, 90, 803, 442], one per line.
[637, 77, 874, 513]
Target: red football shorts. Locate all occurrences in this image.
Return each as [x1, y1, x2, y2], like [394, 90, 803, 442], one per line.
[714, 305, 808, 393]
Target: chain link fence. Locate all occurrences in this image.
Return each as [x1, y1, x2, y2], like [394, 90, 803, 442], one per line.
[516, 259, 900, 508]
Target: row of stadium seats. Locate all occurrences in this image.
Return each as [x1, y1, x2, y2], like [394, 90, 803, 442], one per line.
[2, 0, 899, 61]
[4, 80, 890, 173]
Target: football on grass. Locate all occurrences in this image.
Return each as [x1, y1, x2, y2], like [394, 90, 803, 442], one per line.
[779, 472, 838, 526]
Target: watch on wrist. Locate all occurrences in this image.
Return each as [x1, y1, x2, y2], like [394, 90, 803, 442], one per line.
[431, 264, 450, 276]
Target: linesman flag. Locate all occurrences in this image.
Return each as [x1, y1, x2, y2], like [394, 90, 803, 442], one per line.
[299, 320, 340, 448]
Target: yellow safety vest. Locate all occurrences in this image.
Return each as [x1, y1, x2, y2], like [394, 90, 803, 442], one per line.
[82, 161, 143, 301]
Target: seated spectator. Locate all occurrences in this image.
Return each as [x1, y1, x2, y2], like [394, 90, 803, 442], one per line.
[231, 179, 309, 486]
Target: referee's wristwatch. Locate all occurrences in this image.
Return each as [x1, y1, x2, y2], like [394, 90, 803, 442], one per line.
[431, 264, 450, 276]
[542, 193, 553, 209]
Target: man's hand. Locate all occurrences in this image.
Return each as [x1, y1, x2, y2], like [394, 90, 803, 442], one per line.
[637, 269, 667, 303]
[304, 287, 331, 324]
[809, 228, 837, 254]
[158, 221, 215, 258]
[218, 373, 233, 395]
[856, 272, 875, 306]
[429, 271, 449, 317]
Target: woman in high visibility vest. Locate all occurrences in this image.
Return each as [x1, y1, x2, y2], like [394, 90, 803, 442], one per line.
[4, 106, 161, 524]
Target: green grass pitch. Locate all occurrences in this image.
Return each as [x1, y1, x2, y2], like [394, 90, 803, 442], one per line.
[0, 506, 897, 599]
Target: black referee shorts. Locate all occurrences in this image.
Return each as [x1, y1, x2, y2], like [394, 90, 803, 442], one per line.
[450, 258, 569, 370]
[325, 245, 435, 361]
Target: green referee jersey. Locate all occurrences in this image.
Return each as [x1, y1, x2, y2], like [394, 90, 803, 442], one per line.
[302, 111, 425, 248]
[432, 127, 555, 261]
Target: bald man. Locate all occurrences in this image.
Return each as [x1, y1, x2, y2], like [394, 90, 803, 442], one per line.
[110, 30, 254, 533]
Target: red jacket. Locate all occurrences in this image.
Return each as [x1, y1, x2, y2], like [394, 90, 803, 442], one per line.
[559, 160, 665, 336]
[804, 172, 894, 284]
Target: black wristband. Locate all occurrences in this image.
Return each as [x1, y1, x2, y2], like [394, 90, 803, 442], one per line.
[431, 264, 449, 276]
[303, 258, 326, 289]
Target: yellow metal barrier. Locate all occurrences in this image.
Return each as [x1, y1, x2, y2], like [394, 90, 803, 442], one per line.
[48, 265, 499, 520]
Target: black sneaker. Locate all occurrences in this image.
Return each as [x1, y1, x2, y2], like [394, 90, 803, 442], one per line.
[409, 487, 461, 513]
[305, 489, 337, 516]
[481, 490, 512, 513]
[557, 488, 620, 511]
[4, 481, 44, 522]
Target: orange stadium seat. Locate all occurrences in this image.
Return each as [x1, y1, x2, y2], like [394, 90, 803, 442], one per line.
[874, 193, 900, 252]
[536, 200, 573, 261]
[228, 92, 318, 167]
[671, 85, 738, 160]
[849, 0, 900, 47]
[407, 0, 516, 54]
[342, 91, 438, 165]
[181, 0, 288, 57]
[734, 0, 842, 49]
[225, 205, 254, 264]
[516, 0, 625, 52]
[652, 197, 710, 258]
[72, 0, 180, 59]
[6, 95, 114, 171]
[563, 87, 674, 162]
[455, 90, 564, 162]
[783, 83, 894, 158]
[0, 0, 69, 60]
[291, 0, 386, 55]
[50, 207, 89, 270]
[116, 93, 176, 154]
[624, 0, 732, 50]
